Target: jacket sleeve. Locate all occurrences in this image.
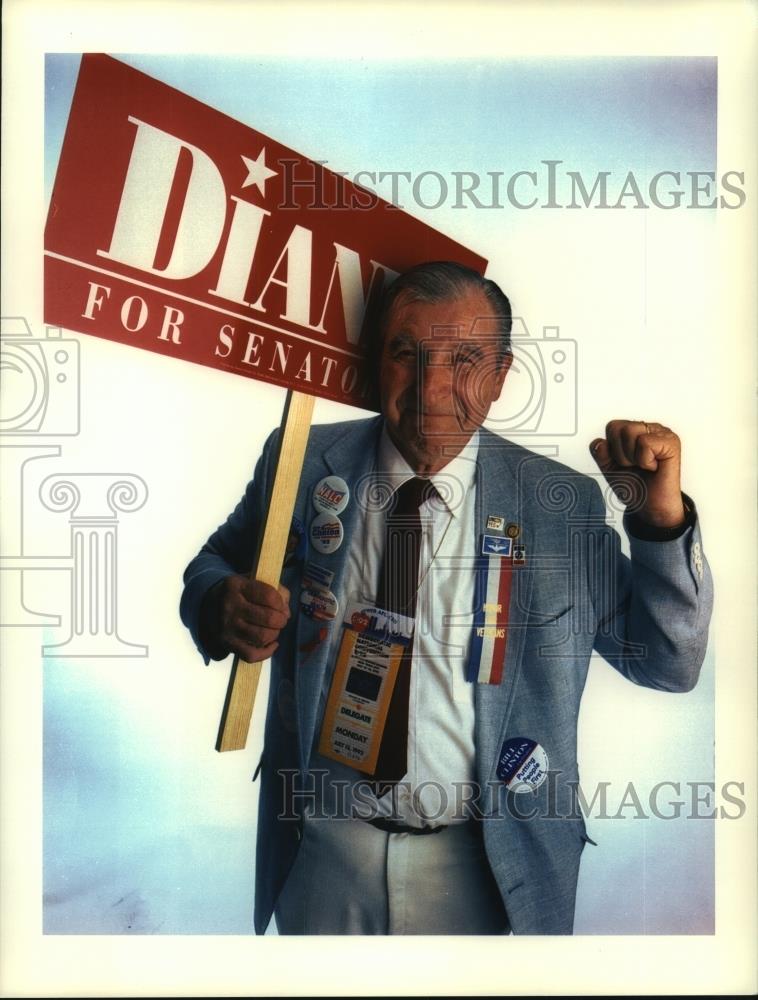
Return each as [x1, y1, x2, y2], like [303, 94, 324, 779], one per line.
[587, 479, 713, 692]
[179, 429, 277, 663]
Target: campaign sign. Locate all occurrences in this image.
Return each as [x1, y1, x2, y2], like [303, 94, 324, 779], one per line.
[44, 55, 487, 409]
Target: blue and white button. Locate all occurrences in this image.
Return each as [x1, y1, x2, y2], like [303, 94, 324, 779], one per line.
[310, 512, 344, 553]
[496, 737, 549, 793]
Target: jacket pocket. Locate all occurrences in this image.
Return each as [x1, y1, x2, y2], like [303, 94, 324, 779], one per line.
[530, 605, 574, 625]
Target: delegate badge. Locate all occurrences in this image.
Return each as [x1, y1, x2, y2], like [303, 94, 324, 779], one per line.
[317, 601, 414, 774]
[310, 512, 344, 553]
[313, 475, 350, 516]
[496, 737, 549, 793]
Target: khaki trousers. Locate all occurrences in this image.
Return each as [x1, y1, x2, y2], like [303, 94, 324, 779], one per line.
[274, 816, 510, 935]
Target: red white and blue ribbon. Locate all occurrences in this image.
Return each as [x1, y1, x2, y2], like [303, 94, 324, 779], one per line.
[466, 542, 514, 684]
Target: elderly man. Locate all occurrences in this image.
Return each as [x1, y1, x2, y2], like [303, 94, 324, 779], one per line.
[180, 261, 712, 935]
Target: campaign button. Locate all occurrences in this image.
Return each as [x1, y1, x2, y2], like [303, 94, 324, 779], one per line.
[300, 586, 339, 621]
[505, 522, 521, 539]
[482, 534, 512, 557]
[310, 512, 344, 553]
[313, 475, 350, 516]
[496, 737, 548, 793]
[302, 561, 335, 590]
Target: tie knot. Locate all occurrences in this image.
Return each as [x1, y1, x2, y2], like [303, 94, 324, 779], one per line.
[394, 476, 438, 514]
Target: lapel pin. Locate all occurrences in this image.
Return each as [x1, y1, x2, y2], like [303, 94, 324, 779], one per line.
[299, 626, 330, 663]
[482, 534, 513, 557]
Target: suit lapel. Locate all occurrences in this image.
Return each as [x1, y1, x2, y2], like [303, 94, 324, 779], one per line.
[294, 416, 384, 774]
[473, 433, 537, 793]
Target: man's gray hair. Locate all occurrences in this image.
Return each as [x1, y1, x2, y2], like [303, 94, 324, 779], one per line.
[375, 260, 513, 362]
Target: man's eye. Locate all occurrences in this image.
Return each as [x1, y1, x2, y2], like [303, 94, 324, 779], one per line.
[393, 348, 416, 361]
[457, 353, 479, 366]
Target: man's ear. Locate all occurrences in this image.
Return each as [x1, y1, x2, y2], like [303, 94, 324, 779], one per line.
[491, 352, 513, 401]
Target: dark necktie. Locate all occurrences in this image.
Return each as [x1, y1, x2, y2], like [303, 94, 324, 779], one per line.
[372, 476, 437, 790]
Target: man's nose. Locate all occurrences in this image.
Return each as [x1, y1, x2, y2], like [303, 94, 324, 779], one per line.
[417, 350, 455, 407]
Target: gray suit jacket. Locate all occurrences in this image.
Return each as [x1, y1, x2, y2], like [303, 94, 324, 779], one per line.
[181, 415, 713, 934]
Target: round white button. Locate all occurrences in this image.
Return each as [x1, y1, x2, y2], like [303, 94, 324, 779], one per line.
[300, 587, 339, 621]
[310, 512, 344, 554]
[312, 476, 350, 516]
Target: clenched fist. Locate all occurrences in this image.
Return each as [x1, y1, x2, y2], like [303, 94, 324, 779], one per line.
[590, 420, 686, 528]
[201, 574, 291, 663]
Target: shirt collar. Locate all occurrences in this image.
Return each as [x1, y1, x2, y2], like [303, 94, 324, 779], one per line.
[377, 424, 479, 518]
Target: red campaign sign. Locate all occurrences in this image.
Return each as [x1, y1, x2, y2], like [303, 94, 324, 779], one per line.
[44, 55, 487, 410]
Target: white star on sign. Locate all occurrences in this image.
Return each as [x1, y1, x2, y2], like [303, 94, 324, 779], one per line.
[241, 148, 278, 196]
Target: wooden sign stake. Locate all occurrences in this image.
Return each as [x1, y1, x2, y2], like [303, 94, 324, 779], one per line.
[216, 389, 315, 752]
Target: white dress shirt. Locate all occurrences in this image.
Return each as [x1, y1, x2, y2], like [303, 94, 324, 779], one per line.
[316, 425, 479, 827]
